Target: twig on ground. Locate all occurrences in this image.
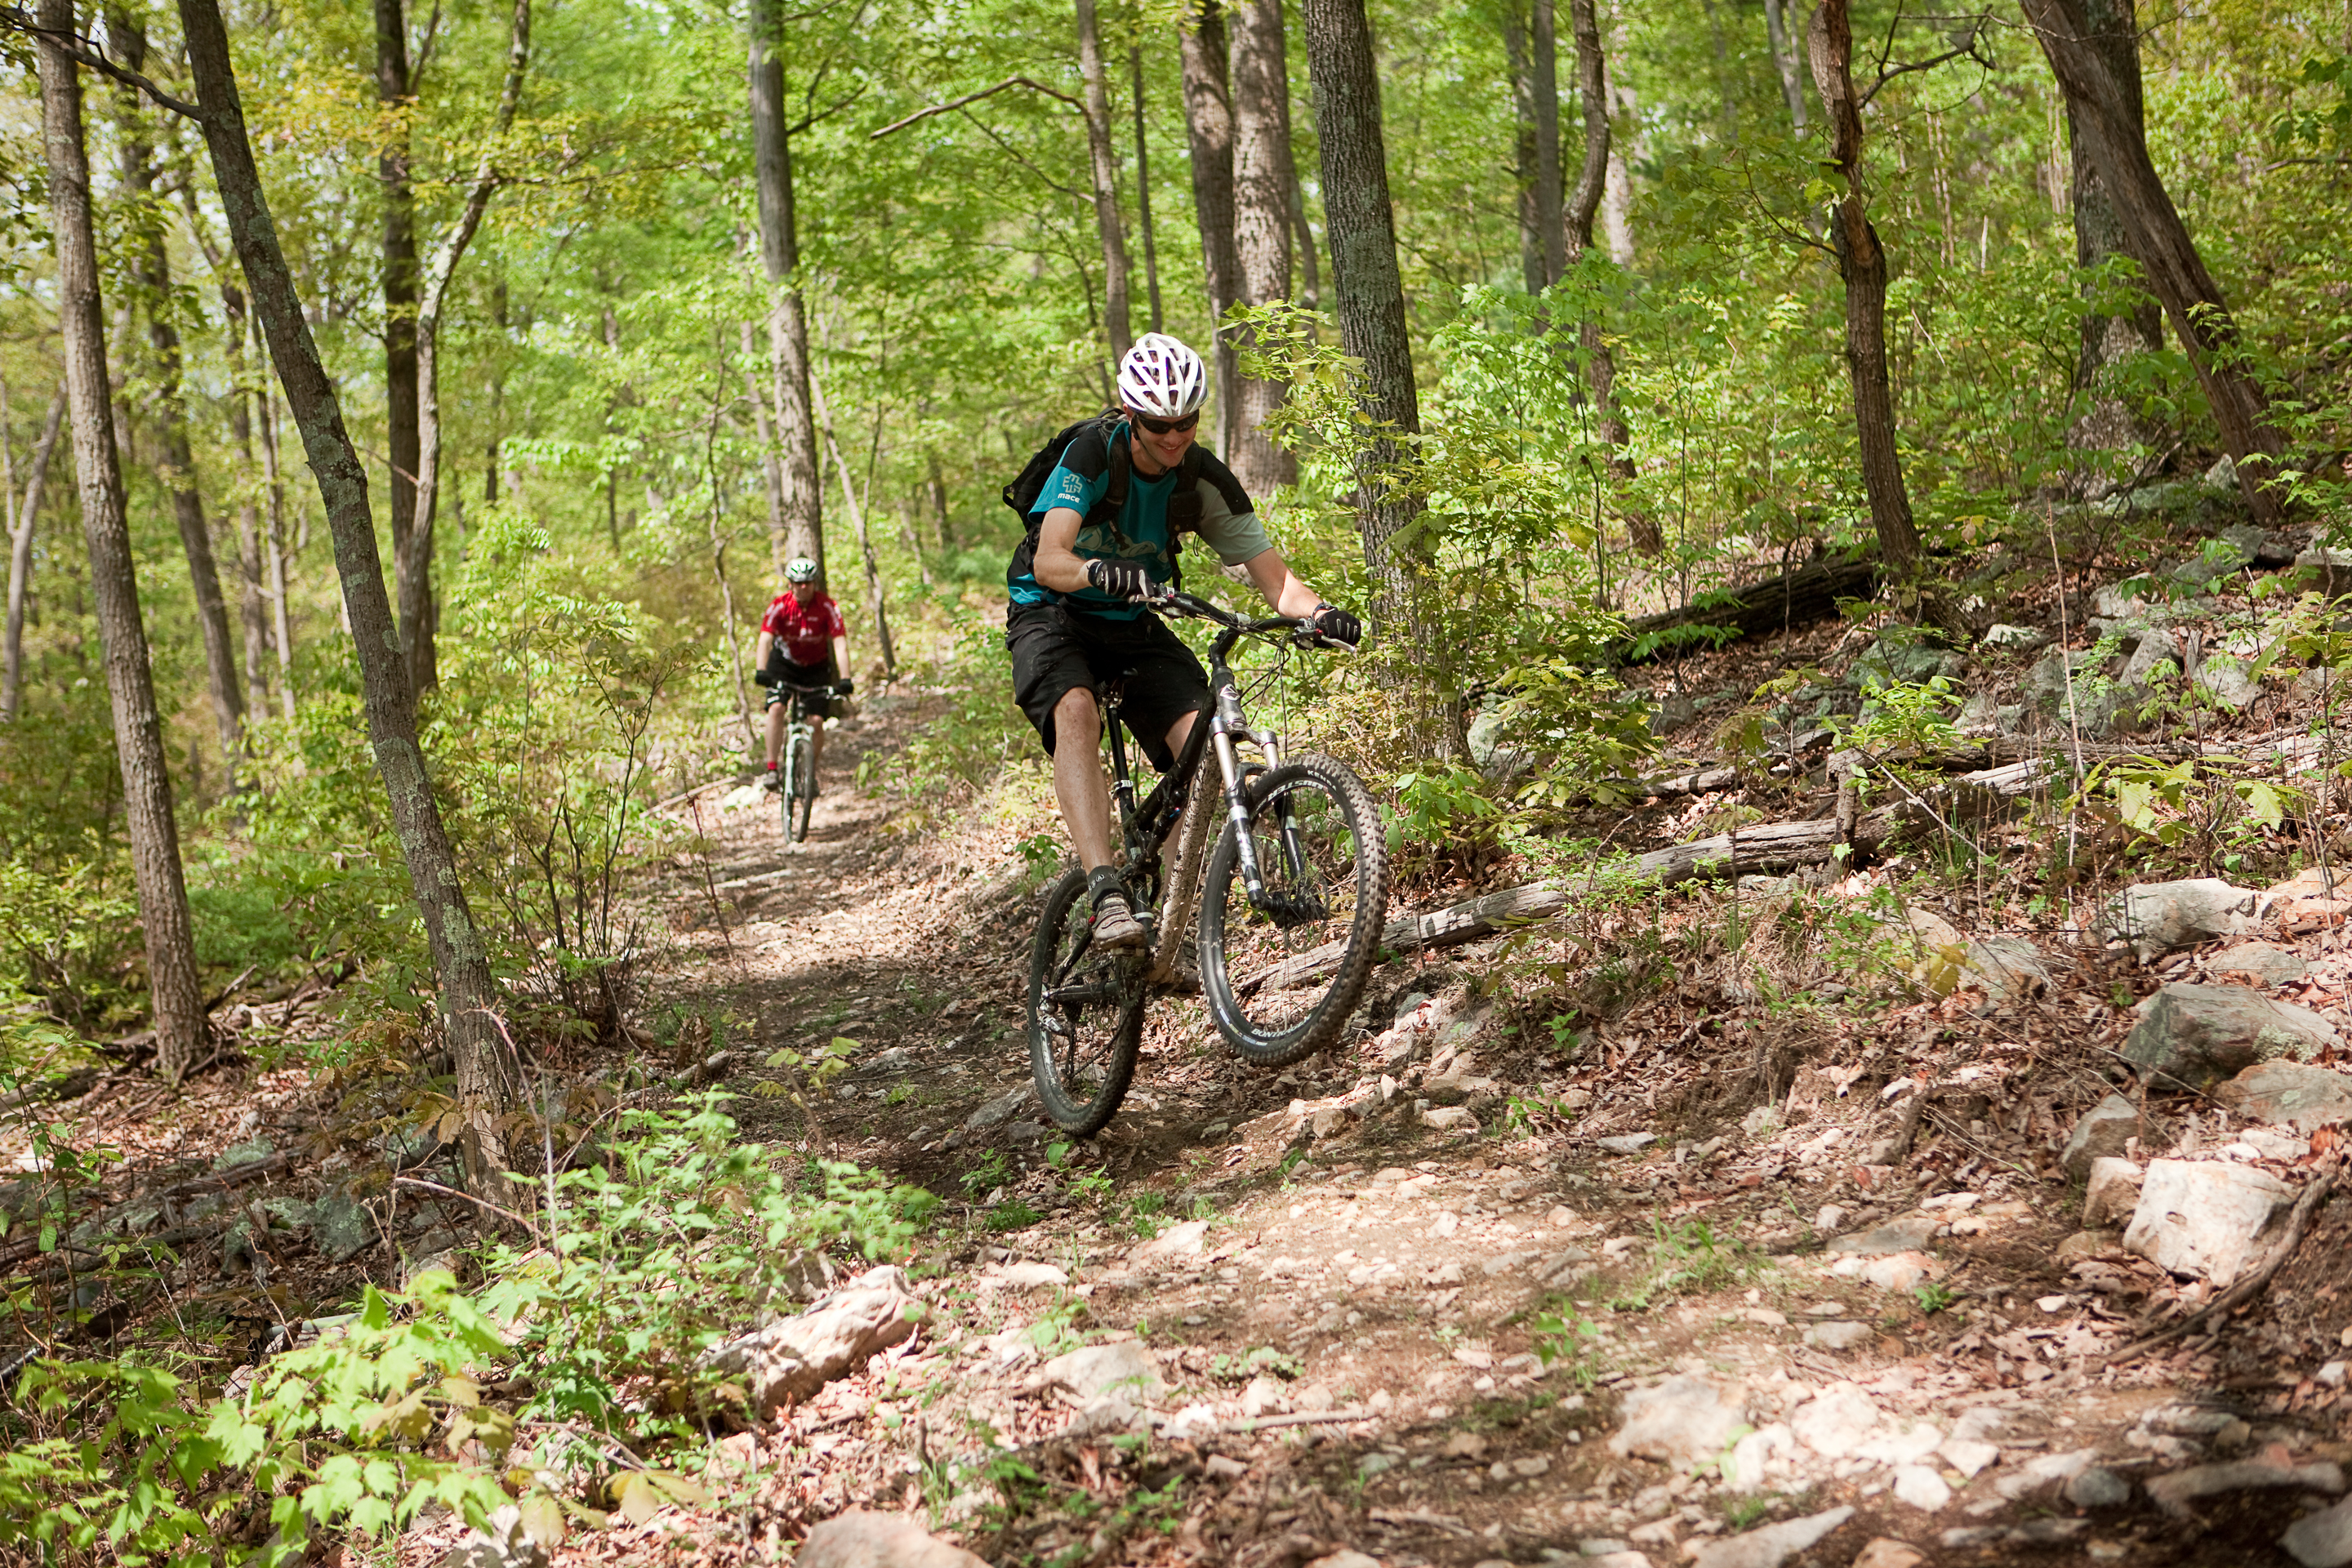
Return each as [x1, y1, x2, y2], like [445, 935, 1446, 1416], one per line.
[392, 1175, 544, 1242]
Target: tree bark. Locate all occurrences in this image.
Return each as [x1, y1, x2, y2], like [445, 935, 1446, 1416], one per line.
[1130, 44, 1164, 333]
[1561, 0, 1649, 553]
[1598, 3, 1637, 266]
[404, 0, 531, 697]
[1298, 0, 1437, 691]
[38, 0, 207, 1083]
[176, 0, 519, 1192]
[3, 384, 65, 724]
[2060, 0, 2163, 452]
[1502, 0, 1565, 293]
[2020, 0, 2285, 519]
[1227, 0, 1298, 494]
[1763, 0, 1808, 134]
[749, 0, 826, 580]
[220, 283, 273, 718]
[256, 325, 294, 718]
[110, 8, 244, 764]
[1075, 0, 1134, 368]
[810, 369, 894, 679]
[1807, 0, 1934, 607]
[1178, 0, 1241, 454]
[378, 0, 421, 617]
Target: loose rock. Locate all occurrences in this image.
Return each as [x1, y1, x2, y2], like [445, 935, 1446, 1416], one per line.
[2123, 982, 2336, 1090]
[2122, 1159, 2295, 1285]
[1687, 1507, 1855, 1568]
[1825, 1215, 1937, 1256]
[1610, 1373, 1746, 1466]
[2216, 1061, 2352, 1134]
[439, 1504, 550, 1568]
[704, 1267, 924, 1415]
[2065, 1467, 2132, 1508]
[796, 1510, 991, 1568]
[1891, 1466, 1951, 1511]
[1790, 1383, 1882, 1460]
[2062, 1095, 2142, 1180]
[2210, 941, 2310, 987]
[2099, 879, 2260, 960]
[1850, 1542, 1927, 1568]
[2082, 1158, 2145, 1230]
[2283, 1493, 2352, 1567]
[2145, 1459, 2345, 1518]
[1040, 1340, 1165, 1403]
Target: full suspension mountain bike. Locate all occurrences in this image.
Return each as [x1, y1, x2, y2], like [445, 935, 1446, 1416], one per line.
[1026, 589, 1392, 1135]
[768, 678, 847, 844]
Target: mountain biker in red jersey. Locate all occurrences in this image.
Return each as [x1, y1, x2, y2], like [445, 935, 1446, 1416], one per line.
[1006, 334, 1361, 951]
[757, 557, 853, 791]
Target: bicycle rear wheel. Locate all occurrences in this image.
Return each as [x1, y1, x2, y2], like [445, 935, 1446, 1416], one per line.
[1197, 752, 1390, 1067]
[1027, 866, 1146, 1135]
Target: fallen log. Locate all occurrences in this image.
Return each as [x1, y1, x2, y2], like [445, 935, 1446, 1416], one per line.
[1617, 554, 1879, 662]
[1242, 806, 1904, 993]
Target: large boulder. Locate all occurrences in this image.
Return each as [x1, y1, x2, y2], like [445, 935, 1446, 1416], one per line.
[2122, 1160, 2295, 1285]
[2216, 1061, 2352, 1134]
[796, 1511, 990, 1568]
[2083, 1158, 2144, 1230]
[2098, 880, 2261, 961]
[1039, 1340, 1165, 1403]
[2123, 982, 2335, 1090]
[704, 1267, 924, 1415]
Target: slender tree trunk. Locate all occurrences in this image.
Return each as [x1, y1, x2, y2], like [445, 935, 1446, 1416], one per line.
[2020, 0, 2285, 518]
[810, 370, 895, 679]
[1762, 0, 1808, 134]
[1227, 0, 1298, 493]
[1700, 0, 1736, 145]
[741, 321, 790, 551]
[1561, 0, 1649, 555]
[221, 285, 272, 717]
[926, 450, 952, 550]
[749, 0, 825, 580]
[1599, 1, 1637, 266]
[38, 0, 207, 1082]
[110, 9, 243, 764]
[2060, 0, 2163, 452]
[177, 0, 518, 1190]
[1298, 0, 1430, 656]
[1503, 9, 1542, 295]
[405, 0, 531, 697]
[256, 330, 294, 718]
[1808, 0, 1943, 619]
[1076, 0, 1134, 367]
[1179, 0, 1241, 452]
[3, 385, 65, 724]
[1530, 0, 1565, 287]
[1130, 45, 1164, 334]
[1291, 169, 1322, 314]
[378, 0, 421, 614]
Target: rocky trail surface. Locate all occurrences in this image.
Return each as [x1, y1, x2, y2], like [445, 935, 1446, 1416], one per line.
[568, 675, 2352, 1568]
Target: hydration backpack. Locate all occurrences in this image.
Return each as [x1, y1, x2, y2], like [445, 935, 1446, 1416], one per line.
[1003, 412, 1204, 594]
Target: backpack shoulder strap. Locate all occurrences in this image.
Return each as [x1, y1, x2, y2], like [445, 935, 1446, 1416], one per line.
[1100, 412, 1130, 516]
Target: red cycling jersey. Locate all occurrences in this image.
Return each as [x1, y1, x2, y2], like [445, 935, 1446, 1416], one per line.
[763, 591, 846, 666]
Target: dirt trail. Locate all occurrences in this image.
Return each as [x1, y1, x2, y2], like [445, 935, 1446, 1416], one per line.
[639, 697, 2352, 1568]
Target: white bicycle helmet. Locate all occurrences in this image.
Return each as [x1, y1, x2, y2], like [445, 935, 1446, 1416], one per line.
[1117, 333, 1208, 418]
[784, 556, 820, 583]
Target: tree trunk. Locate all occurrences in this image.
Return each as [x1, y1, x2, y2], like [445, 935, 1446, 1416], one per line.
[741, 322, 790, 552]
[1227, 0, 1298, 493]
[811, 369, 895, 679]
[1130, 45, 1164, 333]
[1762, 0, 1808, 134]
[405, 0, 531, 697]
[176, 0, 519, 1192]
[926, 450, 952, 550]
[38, 0, 207, 1083]
[1291, 169, 1322, 314]
[1298, 0, 1432, 665]
[1807, 0, 1932, 604]
[1075, 0, 1134, 368]
[749, 0, 826, 579]
[2061, 0, 2163, 452]
[1561, 0, 1649, 553]
[220, 284, 272, 717]
[1599, 3, 1637, 266]
[110, 8, 244, 764]
[3, 384, 65, 724]
[378, 0, 421, 617]
[1503, 8, 1542, 295]
[2020, 0, 2285, 519]
[1178, 0, 1241, 454]
[256, 327, 294, 718]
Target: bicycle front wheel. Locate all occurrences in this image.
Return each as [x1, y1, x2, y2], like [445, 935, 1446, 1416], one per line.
[1198, 752, 1390, 1067]
[782, 733, 811, 844]
[1027, 866, 1146, 1136]
[794, 737, 819, 840]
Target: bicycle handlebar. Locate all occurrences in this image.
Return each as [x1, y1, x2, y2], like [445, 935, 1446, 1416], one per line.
[1141, 586, 1358, 653]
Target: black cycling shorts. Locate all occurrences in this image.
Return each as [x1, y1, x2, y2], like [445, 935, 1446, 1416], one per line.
[1007, 603, 1208, 771]
[764, 652, 839, 718]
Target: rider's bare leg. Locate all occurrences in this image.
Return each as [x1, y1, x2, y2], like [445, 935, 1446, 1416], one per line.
[764, 701, 786, 769]
[809, 715, 826, 777]
[1051, 688, 1116, 871]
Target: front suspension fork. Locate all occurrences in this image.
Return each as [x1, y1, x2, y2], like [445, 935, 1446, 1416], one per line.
[1209, 684, 1285, 907]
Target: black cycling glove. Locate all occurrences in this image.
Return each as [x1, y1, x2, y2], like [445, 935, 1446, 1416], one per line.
[835, 678, 856, 697]
[754, 669, 777, 688]
[1312, 605, 1363, 648]
[1085, 559, 1152, 602]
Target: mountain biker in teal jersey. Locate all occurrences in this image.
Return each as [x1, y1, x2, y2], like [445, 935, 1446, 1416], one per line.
[1005, 333, 1362, 951]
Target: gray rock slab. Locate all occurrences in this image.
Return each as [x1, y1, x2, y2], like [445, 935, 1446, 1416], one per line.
[1980, 623, 2047, 653]
[1040, 1340, 1165, 1402]
[2099, 879, 2261, 959]
[2062, 1094, 2141, 1180]
[2215, 1061, 2352, 1134]
[2123, 1160, 2296, 1285]
[704, 1266, 924, 1415]
[212, 1137, 274, 1172]
[1963, 936, 2051, 999]
[1609, 1373, 1745, 1465]
[796, 1510, 991, 1568]
[1597, 1134, 1657, 1155]
[2146, 1459, 2345, 1519]
[2283, 1493, 2352, 1567]
[2123, 982, 2336, 1090]
[2212, 941, 2310, 987]
[439, 1504, 550, 1568]
[308, 1189, 379, 1263]
[1792, 1383, 1882, 1460]
[1804, 1321, 1872, 1351]
[1825, 1215, 1937, 1256]
[1687, 1508, 1855, 1568]
[964, 1084, 1035, 1132]
[2065, 1467, 2132, 1508]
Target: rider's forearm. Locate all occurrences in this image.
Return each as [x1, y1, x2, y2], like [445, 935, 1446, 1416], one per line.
[1033, 508, 1093, 592]
[755, 633, 773, 666]
[1247, 553, 1325, 619]
[832, 635, 850, 673]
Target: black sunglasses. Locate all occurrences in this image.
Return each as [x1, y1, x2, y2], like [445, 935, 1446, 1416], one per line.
[1129, 409, 1200, 435]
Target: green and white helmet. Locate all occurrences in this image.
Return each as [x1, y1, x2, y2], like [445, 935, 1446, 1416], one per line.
[785, 556, 820, 583]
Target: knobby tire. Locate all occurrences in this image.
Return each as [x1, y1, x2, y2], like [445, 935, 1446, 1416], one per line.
[1197, 753, 1389, 1067]
[1027, 865, 1145, 1136]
